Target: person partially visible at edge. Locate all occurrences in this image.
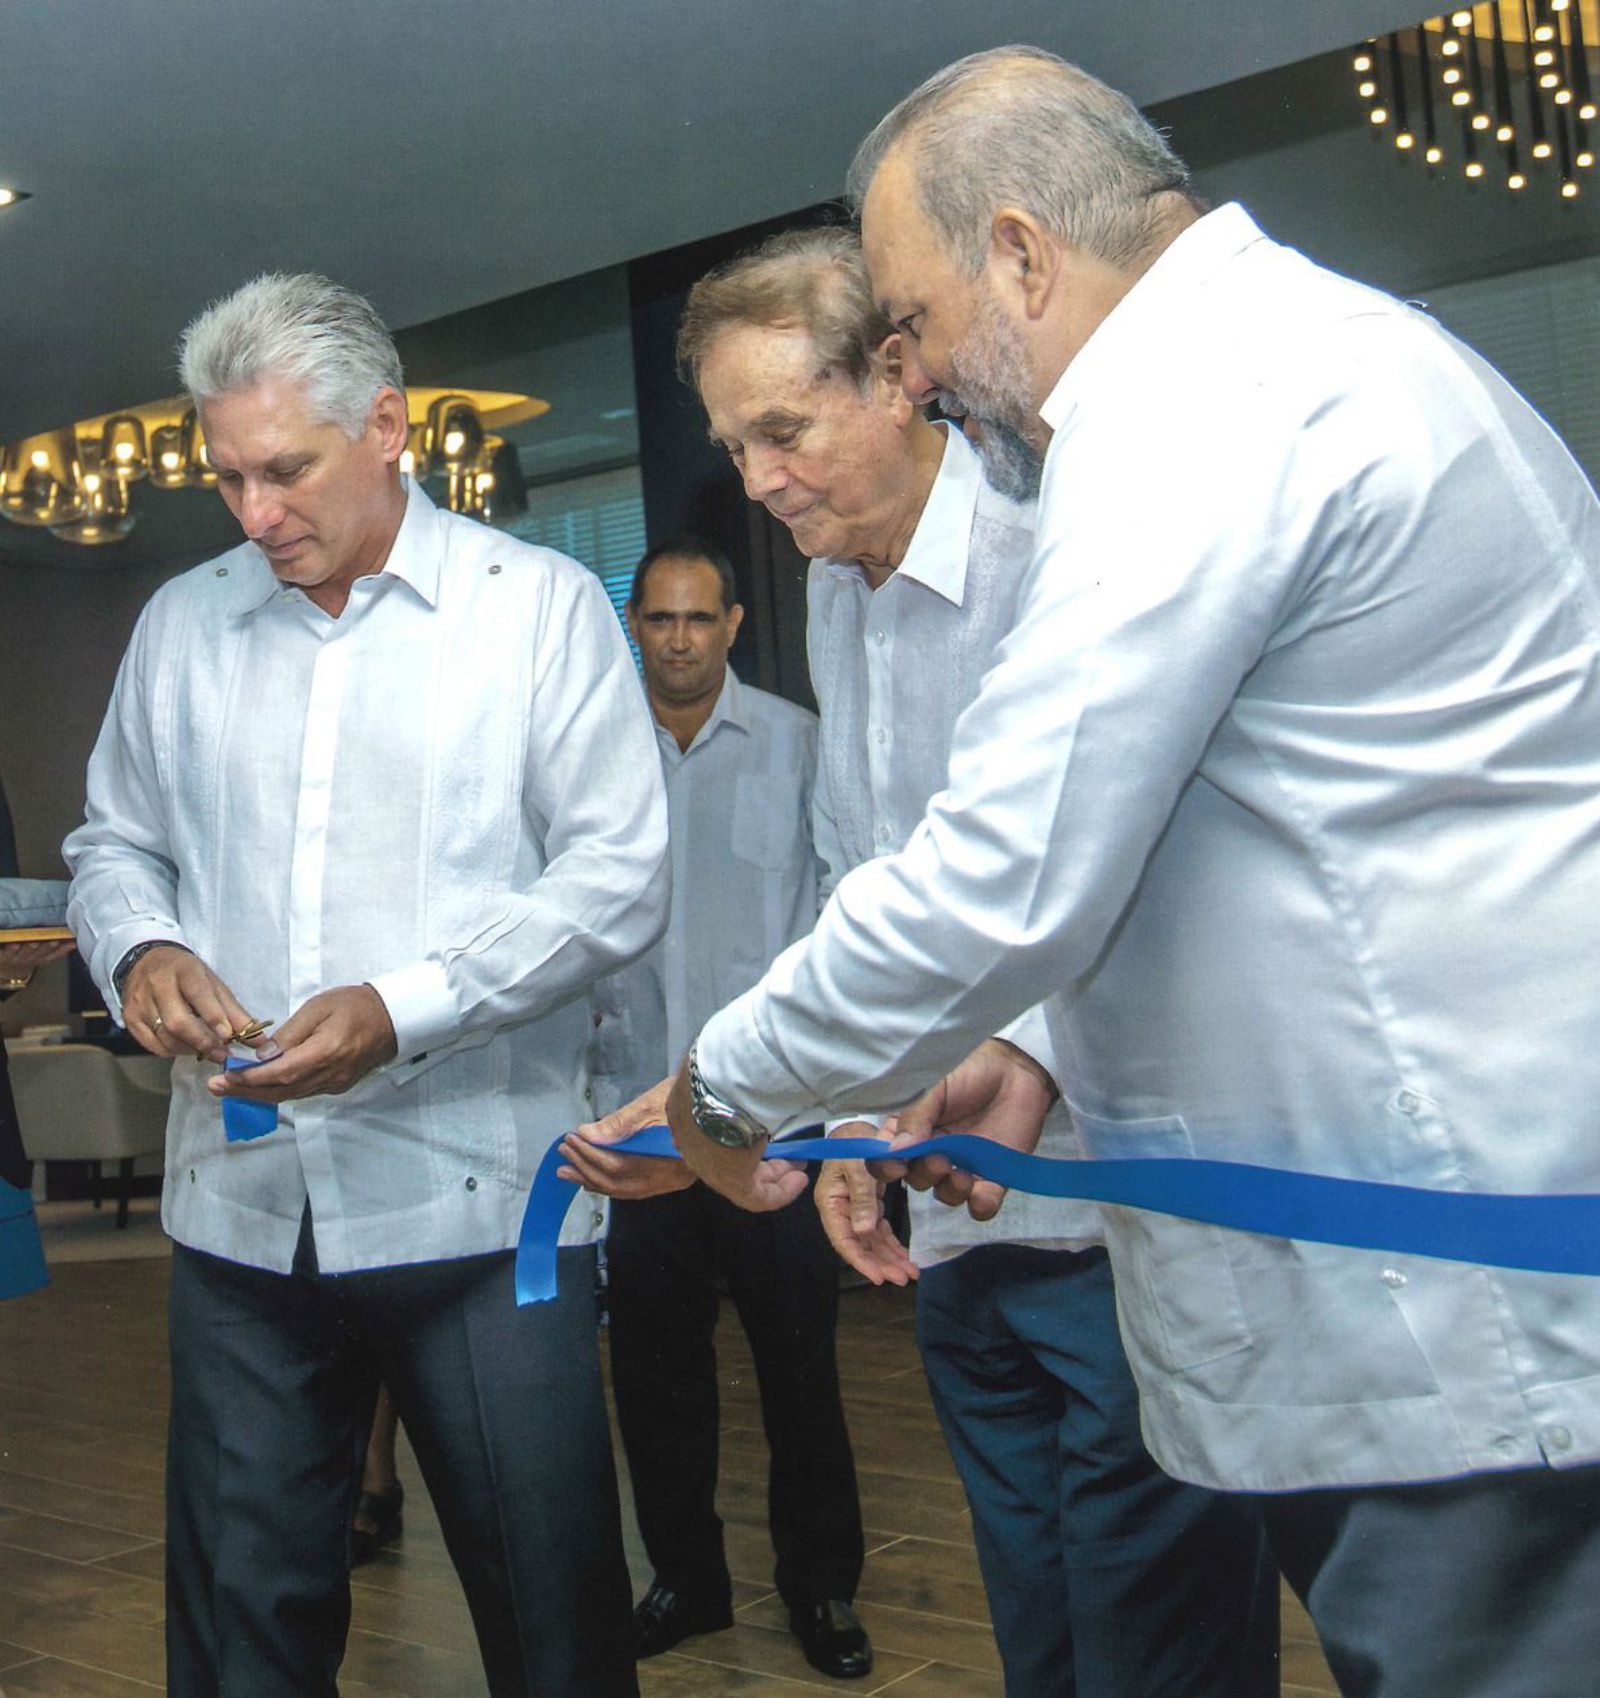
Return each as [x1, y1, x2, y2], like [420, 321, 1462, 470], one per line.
[585, 46, 1600, 1698]
[65, 271, 668, 1698]
[0, 777, 73, 1301]
[564, 228, 1277, 1696]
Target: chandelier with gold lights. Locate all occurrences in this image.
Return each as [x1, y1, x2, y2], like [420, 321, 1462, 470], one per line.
[1353, 2, 1597, 197]
[0, 388, 547, 547]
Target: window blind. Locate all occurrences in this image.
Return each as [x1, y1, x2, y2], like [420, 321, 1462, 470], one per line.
[501, 464, 645, 658]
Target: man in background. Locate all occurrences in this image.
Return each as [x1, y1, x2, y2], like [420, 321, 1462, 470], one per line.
[66, 272, 667, 1698]
[593, 536, 870, 1679]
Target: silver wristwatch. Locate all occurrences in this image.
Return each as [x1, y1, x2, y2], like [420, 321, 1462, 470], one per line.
[685, 1041, 768, 1149]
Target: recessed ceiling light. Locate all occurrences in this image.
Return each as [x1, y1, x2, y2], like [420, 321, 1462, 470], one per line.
[0, 189, 31, 210]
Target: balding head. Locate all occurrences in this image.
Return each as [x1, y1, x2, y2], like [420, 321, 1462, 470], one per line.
[847, 46, 1194, 277]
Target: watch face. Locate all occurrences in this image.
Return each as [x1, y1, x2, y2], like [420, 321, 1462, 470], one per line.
[695, 1109, 755, 1149]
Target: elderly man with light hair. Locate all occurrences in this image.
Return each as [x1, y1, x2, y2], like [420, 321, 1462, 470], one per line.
[566, 226, 1276, 1697]
[66, 272, 667, 1698]
[610, 46, 1600, 1698]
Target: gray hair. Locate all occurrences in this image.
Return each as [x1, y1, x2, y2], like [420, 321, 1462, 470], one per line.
[677, 226, 893, 393]
[846, 46, 1192, 274]
[177, 272, 405, 438]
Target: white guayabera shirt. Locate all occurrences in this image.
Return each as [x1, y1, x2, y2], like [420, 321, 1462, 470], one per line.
[808, 421, 1099, 1268]
[66, 479, 669, 1275]
[698, 205, 1600, 1493]
[591, 667, 819, 1113]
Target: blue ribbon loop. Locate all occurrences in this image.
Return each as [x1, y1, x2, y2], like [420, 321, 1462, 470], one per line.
[515, 1124, 1600, 1306]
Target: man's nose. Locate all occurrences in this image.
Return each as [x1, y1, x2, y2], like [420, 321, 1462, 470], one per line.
[899, 341, 940, 407]
[239, 482, 286, 539]
[740, 444, 788, 503]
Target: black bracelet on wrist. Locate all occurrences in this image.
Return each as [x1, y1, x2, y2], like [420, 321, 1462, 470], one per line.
[112, 939, 190, 1000]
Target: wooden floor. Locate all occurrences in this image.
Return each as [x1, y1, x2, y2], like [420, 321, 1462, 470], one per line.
[0, 1257, 1338, 1696]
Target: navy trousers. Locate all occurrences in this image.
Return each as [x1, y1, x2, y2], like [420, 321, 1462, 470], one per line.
[917, 1243, 1279, 1698]
[166, 1224, 637, 1698]
[1256, 1461, 1600, 1697]
[607, 1176, 864, 1609]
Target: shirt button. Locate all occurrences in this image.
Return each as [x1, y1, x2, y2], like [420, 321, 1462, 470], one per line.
[1380, 1267, 1407, 1289]
[1547, 1425, 1574, 1451]
[465, 1176, 478, 1192]
[874, 629, 887, 645]
[1395, 1089, 1421, 1115]
[488, 563, 502, 575]
[876, 824, 891, 843]
[214, 566, 228, 578]
[874, 727, 888, 745]
[591, 1209, 605, 1230]
[1493, 1434, 1520, 1456]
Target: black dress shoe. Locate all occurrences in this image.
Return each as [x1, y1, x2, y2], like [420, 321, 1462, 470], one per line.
[349, 1481, 404, 1567]
[788, 1598, 873, 1679]
[632, 1581, 734, 1658]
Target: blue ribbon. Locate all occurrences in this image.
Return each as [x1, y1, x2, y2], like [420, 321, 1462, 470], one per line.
[222, 1056, 278, 1142]
[515, 1124, 1600, 1306]
[0, 1178, 48, 1301]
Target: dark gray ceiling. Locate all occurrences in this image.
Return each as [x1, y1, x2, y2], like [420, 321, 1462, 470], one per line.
[0, 0, 1424, 441]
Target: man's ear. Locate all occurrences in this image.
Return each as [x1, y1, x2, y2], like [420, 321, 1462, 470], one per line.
[990, 209, 1056, 320]
[871, 333, 915, 423]
[370, 387, 410, 462]
[877, 330, 904, 385]
[725, 601, 745, 641]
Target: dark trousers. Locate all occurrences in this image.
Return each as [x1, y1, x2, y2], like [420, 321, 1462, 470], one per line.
[166, 1222, 637, 1698]
[607, 1178, 864, 1608]
[1256, 1462, 1600, 1698]
[917, 1244, 1279, 1698]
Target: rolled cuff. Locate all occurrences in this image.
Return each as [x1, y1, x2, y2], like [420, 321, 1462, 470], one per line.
[825, 1114, 885, 1135]
[367, 960, 458, 1065]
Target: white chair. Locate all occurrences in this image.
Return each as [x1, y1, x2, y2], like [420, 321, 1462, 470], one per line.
[8, 1044, 171, 1228]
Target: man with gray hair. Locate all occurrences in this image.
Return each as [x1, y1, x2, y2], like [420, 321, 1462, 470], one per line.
[567, 226, 1275, 1696]
[632, 46, 1600, 1698]
[66, 271, 667, 1697]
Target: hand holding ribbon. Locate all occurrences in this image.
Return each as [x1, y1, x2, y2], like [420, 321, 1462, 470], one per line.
[815, 1119, 919, 1287]
[518, 1115, 1600, 1305]
[557, 1075, 697, 1200]
[887, 1037, 1059, 1221]
[665, 1061, 810, 1213]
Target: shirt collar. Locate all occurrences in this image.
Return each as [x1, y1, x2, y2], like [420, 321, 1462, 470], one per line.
[662, 665, 751, 760]
[819, 421, 978, 607]
[230, 475, 443, 617]
[1039, 202, 1266, 436]
[379, 477, 444, 607]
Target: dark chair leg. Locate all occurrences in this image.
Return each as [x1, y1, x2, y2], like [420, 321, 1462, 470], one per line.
[90, 1159, 103, 1211]
[116, 1158, 134, 1230]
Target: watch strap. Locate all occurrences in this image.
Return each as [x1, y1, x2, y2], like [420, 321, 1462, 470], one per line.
[112, 939, 190, 1001]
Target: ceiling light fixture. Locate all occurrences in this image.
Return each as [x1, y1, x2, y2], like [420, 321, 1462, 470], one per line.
[0, 387, 547, 547]
[1351, 1, 1597, 201]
